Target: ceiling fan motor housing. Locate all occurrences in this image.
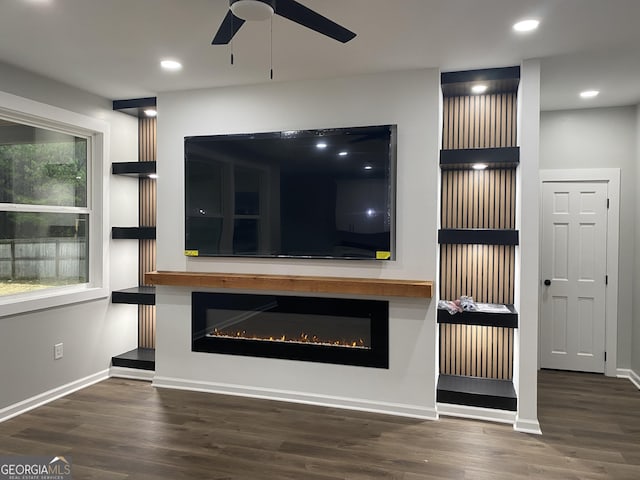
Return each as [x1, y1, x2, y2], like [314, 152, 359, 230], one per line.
[214, 0, 356, 45]
[230, 0, 275, 21]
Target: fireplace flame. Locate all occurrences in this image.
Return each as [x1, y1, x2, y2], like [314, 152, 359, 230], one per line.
[206, 329, 369, 349]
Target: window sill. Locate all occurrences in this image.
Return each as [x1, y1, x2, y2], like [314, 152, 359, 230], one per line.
[0, 285, 109, 318]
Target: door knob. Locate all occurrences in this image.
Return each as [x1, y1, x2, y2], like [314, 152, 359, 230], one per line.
[544, 279, 551, 286]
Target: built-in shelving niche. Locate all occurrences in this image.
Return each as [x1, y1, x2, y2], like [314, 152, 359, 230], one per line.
[111, 99, 157, 371]
[438, 66, 520, 412]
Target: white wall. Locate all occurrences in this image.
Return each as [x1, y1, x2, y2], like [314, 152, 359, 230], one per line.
[514, 59, 541, 433]
[539, 106, 637, 370]
[155, 69, 441, 417]
[0, 61, 138, 411]
[634, 104, 640, 376]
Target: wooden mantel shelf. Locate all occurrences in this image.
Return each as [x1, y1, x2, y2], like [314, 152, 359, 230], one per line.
[144, 271, 432, 298]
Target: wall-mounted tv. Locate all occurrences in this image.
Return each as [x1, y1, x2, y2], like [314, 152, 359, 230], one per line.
[184, 124, 396, 260]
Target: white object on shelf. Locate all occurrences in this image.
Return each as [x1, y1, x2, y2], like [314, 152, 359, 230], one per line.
[475, 303, 511, 313]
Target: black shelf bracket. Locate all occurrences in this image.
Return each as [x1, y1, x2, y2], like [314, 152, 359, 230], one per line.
[112, 286, 156, 305]
[112, 161, 156, 177]
[438, 229, 519, 245]
[112, 227, 156, 240]
[441, 66, 520, 97]
[112, 97, 157, 118]
[437, 305, 518, 328]
[111, 348, 155, 371]
[437, 374, 517, 411]
[440, 147, 519, 170]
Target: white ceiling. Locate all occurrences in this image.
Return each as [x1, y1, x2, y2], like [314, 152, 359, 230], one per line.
[1, 0, 639, 111]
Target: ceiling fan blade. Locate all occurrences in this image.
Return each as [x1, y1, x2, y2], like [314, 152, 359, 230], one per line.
[212, 10, 246, 45]
[274, 0, 356, 43]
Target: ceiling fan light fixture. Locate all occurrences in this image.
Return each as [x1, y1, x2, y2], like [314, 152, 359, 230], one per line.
[230, 0, 274, 21]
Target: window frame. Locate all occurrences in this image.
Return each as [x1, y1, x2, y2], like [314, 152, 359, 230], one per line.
[0, 90, 109, 317]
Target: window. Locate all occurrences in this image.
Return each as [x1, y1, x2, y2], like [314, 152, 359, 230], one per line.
[0, 121, 89, 296]
[0, 91, 108, 315]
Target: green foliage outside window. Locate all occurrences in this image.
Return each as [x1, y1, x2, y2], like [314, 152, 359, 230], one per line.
[0, 140, 87, 208]
[0, 123, 89, 293]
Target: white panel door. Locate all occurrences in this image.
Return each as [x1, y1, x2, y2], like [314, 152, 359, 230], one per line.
[540, 181, 607, 373]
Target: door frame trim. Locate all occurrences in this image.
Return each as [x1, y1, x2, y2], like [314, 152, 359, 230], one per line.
[539, 168, 620, 377]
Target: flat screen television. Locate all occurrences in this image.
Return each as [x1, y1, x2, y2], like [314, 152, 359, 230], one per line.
[184, 124, 396, 260]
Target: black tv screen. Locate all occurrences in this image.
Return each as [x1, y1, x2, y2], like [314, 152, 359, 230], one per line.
[184, 125, 396, 260]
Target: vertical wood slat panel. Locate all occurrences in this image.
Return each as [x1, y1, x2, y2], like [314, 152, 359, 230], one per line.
[441, 169, 516, 229]
[439, 324, 514, 379]
[442, 93, 517, 149]
[139, 117, 157, 161]
[138, 239, 156, 286]
[138, 305, 156, 349]
[439, 244, 515, 304]
[139, 178, 157, 227]
[138, 117, 157, 349]
[439, 82, 518, 383]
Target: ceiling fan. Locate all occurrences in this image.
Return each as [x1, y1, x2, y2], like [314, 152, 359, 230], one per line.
[212, 0, 357, 45]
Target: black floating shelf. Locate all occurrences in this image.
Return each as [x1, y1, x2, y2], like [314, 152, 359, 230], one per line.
[437, 374, 517, 411]
[437, 304, 518, 328]
[440, 147, 519, 170]
[112, 286, 156, 305]
[441, 66, 520, 97]
[112, 227, 156, 240]
[112, 97, 157, 118]
[438, 229, 519, 245]
[112, 161, 156, 177]
[111, 348, 155, 371]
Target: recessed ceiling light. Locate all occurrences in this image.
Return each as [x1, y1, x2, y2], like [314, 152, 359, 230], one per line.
[338, 151, 348, 156]
[580, 90, 600, 99]
[144, 109, 157, 117]
[471, 84, 488, 94]
[513, 19, 540, 32]
[148, 174, 158, 179]
[160, 59, 182, 71]
[364, 165, 373, 170]
[472, 163, 488, 170]
[316, 142, 327, 149]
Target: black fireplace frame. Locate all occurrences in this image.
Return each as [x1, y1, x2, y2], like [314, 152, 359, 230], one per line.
[192, 292, 389, 368]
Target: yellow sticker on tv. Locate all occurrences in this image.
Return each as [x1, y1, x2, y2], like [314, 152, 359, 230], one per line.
[184, 250, 199, 257]
[376, 251, 391, 260]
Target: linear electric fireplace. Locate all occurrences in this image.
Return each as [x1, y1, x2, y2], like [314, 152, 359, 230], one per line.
[192, 292, 389, 368]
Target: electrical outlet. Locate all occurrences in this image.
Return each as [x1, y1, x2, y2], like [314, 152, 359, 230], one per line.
[54, 343, 63, 360]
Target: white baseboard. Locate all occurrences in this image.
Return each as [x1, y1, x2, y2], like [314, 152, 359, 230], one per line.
[109, 366, 155, 382]
[437, 402, 516, 425]
[153, 376, 439, 421]
[616, 368, 640, 390]
[514, 416, 542, 435]
[0, 369, 109, 423]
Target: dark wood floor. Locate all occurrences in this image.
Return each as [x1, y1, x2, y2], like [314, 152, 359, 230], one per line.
[0, 370, 638, 479]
